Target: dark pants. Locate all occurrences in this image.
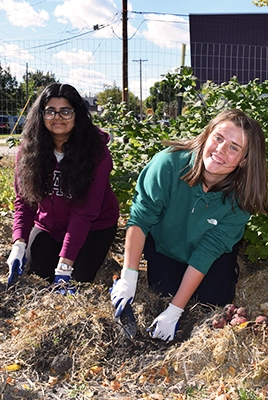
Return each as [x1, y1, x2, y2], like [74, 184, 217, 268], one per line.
[144, 234, 239, 307]
[29, 224, 117, 283]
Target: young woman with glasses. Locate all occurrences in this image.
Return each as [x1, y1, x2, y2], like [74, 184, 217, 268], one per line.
[7, 83, 119, 292]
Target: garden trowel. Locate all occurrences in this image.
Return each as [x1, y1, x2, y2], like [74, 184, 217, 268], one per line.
[112, 275, 137, 339]
[116, 302, 137, 339]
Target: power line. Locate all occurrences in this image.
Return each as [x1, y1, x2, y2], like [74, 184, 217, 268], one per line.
[130, 11, 189, 17]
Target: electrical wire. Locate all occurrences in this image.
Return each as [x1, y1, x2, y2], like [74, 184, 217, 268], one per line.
[130, 11, 189, 17]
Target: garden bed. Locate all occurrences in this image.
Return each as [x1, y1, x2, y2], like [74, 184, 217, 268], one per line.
[0, 214, 268, 399]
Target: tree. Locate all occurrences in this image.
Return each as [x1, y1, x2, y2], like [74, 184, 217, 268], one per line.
[96, 82, 122, 105]
[145, 67, 196, 119]
[0, 65, 23, 114]
[252, 0, 268, 5]
[20, 70, 58, 106]
[96, 82, 140, 116]
[145, 71, 178, 114]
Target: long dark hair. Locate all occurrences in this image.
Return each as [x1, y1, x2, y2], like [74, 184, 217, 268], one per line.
[164, 109, 267, 214]
[17, 83, 105, 204]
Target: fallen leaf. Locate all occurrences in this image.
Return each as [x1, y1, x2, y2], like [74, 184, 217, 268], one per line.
[54, 305, 63, 310]
[48, 376, 58, 386]
[6, 377, 16, 385]
[30, 310, 37, 321]
[102, 378, 110, 387]
[236, 321, 250, 330]
[3, 363, 21, 372]
[88, 366, 103, 376]
[228, 365, 236, 377]
[11, 327, 20, 336]
[138, 374, 148, 384]
[110, 380, 120, 391]
[22, 384, 31, 390]
[158, 365, 168, 377]
[216, 383, 226, 395]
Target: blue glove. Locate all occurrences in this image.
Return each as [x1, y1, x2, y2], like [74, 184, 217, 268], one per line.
[7, 242, 27, 286]
[147, 303, 184, 342]
[110, 268, 138, 318]
[53, 263, 76, 295]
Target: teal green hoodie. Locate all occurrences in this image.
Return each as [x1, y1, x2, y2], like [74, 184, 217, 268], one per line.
[127, 148, 250, 274]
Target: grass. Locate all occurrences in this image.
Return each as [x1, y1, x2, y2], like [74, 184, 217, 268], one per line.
[0, 155, 15, 211]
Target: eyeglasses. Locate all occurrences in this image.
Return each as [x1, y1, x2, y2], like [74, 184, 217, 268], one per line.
[42, 109, 75, 120]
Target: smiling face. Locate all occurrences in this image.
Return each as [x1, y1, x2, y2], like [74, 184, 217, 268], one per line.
[202, 121, 248, 185]
[43, 97, 76, 151]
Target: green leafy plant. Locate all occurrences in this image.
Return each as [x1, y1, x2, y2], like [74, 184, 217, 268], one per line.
[237, 387, 263, 400]
[244, 214, 268, 262]
[2, 70, 267, 263]
[0, 159, 15, 211]
[94, 100, 178, 213]
[95, 72, 268, 262]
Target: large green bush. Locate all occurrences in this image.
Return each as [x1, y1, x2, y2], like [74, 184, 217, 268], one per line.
[2, 72, 267, 262]
[95, 72, 268, 263]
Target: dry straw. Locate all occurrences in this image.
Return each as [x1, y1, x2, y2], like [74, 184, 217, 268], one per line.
[0, 221, 267, 399]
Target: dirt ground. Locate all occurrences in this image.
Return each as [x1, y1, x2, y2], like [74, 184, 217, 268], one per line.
[0, 213, 268, 400]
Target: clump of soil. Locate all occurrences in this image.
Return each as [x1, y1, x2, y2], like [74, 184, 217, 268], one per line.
[0, 215, 268, 399]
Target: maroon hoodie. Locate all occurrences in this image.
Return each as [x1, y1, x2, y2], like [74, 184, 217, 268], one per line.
[13, 134, 119, 261]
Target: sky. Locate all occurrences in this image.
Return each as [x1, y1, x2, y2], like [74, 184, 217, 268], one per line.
[0, 0, 267, 100]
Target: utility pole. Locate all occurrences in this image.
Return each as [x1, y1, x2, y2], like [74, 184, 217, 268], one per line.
[122, 0, 128, 105]
[26, 63, 29, 111]
[132, 59, 147, 121]
[180, 43, 186, 67]
[177, 43, 186, 116]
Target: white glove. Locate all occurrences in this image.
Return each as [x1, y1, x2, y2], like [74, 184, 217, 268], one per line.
[54, 263, 73, 283]
[147, 303, 184, 342]
[7, 242, 27, 284]
[110, 268, 138, 318]
[54, 263, 75, 295]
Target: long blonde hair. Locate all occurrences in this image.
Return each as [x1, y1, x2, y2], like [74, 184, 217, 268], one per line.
[164, 109, 267, 214]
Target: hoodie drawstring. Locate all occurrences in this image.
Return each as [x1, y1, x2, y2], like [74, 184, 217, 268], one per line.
[191, 192, 210, 213]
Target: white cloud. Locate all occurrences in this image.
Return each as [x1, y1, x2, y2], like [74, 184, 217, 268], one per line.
[129, 76, 165, 99]
[141, 14, 190, 48]
[54, 0, 137, 39]
[1, 61, 27, 82]
[0, 0, 49, 28]
[54, 0, 118, 32]
[54, 49, 95, 65]
[0, 42, 32, 60]
[0, 43, 32, 82]
[60, 67, 113, 96]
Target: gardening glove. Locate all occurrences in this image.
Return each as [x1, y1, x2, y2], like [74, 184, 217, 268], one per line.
[53, 263, 75, 295]
[110, 268, 138, 318]
[7, 242, 27, 286]
[147, 303, 184, 342]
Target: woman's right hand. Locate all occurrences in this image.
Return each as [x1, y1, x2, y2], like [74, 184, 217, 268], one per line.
[7, 241, 27, 285]
[110, 268, 138, 317]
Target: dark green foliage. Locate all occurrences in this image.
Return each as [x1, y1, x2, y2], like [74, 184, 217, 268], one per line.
[2, 65, 268, 263]
[94, 100, 178, 213]
[94, 71, 268, 263]
[0, 65, 23, 114]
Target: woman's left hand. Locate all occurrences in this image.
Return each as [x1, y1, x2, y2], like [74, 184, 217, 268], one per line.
[147, 303, 184, 342]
